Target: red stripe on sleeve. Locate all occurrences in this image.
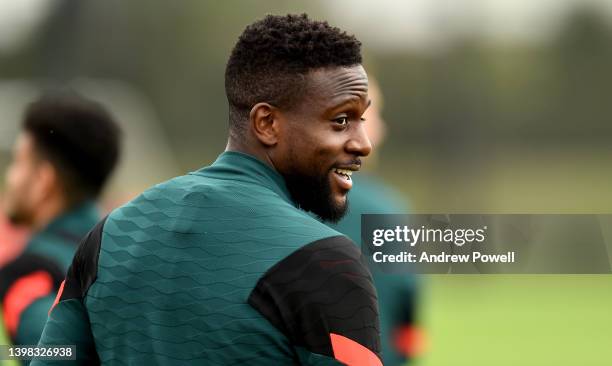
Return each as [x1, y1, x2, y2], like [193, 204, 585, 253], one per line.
[330, 333, 382, 366]
[48, 280, 66, 316]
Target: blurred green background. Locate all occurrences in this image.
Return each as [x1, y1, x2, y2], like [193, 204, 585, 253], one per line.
[1, 1, 612, 365]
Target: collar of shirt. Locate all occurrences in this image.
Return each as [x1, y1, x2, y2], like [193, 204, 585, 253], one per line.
[192, 151, 295, 207]
[29, 201, 100, 248]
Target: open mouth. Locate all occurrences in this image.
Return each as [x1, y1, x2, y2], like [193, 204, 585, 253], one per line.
[331, 166, 358, 192]
[333, 168, 353, 181]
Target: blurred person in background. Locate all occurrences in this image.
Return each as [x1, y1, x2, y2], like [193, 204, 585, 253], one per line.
[0, 92, 121, 348]
[329, 78, 423, 365]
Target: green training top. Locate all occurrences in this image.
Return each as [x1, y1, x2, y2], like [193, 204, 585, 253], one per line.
[25, 202, 100, 273]
[33, 151, 382, 365]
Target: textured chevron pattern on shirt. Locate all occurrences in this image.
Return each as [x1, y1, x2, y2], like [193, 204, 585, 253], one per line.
[86, 170, 341, 364]
[34, 152, 382, 366]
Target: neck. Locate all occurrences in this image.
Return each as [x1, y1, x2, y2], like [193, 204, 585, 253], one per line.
[225, 138, 277, 171]
[31, 194, 67, 232]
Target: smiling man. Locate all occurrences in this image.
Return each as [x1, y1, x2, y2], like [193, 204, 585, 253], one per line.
[228, 64, 371, 223]
[34, 14, 381, 366]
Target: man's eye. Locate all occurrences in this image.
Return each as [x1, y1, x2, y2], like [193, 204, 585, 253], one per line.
[334, 117, 349, 126]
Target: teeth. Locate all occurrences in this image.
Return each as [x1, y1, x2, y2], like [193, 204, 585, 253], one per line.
[334, 168, 353, 178]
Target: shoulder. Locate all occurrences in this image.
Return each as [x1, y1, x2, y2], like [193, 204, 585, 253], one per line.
[57, 217, 107, 302]
[248, 234, 381, 363]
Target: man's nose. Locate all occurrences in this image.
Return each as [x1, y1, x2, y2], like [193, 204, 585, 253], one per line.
[345, 123, 372, 157]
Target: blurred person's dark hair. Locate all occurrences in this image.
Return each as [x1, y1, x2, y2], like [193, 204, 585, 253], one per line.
[225, 13, 362, 138]
[23, 92, 121, 207]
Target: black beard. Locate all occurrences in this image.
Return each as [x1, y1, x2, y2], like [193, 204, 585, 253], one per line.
[5, 206, 32, 227]
[283, 170, 348, 223]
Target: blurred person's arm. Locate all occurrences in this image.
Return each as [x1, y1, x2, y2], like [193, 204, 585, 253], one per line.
[0, 253, 64, 349]
[383, 275, 424, 363]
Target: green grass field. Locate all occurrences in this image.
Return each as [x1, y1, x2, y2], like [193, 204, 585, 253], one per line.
[379, 147, 612, 365]
[417, 275, 612, 366]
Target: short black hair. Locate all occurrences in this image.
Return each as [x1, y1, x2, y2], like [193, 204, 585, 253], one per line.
[23, 92, 121, 206]
[225, 14, 362, 137]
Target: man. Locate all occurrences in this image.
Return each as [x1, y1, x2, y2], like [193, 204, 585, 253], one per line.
[35, 14, 382, 365]
[330, 79, 422, 365]
[0, 93, 121, 348]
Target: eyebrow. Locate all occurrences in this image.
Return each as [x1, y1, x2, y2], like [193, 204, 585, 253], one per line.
[330, 98, 371, 112]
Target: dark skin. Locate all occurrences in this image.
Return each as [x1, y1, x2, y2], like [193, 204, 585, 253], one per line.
[226, 65, 372, 219]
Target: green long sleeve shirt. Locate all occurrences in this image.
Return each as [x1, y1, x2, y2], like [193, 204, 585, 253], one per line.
[33, 152, 382, 365]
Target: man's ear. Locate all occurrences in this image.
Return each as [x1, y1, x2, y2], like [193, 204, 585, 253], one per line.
[249, 102, 280, 147]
